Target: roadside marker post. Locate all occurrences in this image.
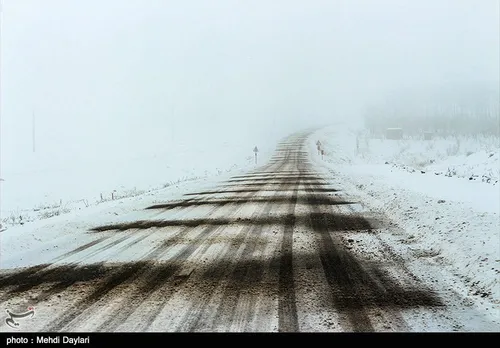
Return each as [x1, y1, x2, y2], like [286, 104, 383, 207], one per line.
[316, 140, 322, 155]
[253, 146, 259, 164]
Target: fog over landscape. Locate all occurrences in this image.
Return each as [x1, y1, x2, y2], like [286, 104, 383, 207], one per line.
[2, 0, 498, 169]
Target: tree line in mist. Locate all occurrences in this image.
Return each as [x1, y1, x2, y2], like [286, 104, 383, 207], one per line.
[364, 100, 499, 138]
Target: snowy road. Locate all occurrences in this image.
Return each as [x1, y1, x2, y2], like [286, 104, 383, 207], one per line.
[0, 131, 497, 332]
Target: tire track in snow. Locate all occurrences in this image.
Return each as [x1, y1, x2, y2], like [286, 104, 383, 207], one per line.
[177, 172, 290, 331]
[40, 201, 238, 332]
[140, 161, 290, 331]
[304, 182, 374, 331]
[61, 161, 288, 331]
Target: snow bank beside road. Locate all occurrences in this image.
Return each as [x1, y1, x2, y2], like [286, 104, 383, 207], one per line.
[343, 128, 499, 184]
[311, 124, 499, 211]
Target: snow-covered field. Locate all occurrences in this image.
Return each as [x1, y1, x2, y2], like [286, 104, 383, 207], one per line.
[0, 136, 276, 230]
[309, 121, 499, 328]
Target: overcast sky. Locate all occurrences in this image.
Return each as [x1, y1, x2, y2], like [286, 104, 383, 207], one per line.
[1, 0, 499, 165]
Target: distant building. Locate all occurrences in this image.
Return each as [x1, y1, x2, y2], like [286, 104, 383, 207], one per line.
[423, 131, 434, 140]
[386, 128, 403, 140]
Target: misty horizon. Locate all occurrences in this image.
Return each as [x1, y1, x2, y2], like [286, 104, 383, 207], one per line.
[1, 0, 499, 170]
